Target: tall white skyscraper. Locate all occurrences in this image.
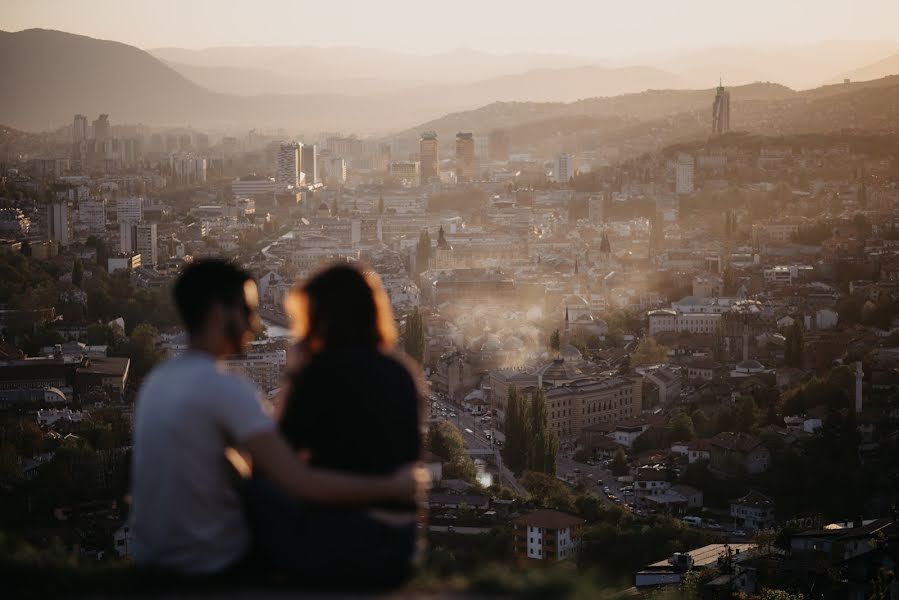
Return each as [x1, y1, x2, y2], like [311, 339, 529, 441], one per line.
[276, 142, 301, 188]
[47, 200, 70, 246]
[553, 153, 573, 183]
[116, 197, 143, 223]
[675, 153, 695, 195]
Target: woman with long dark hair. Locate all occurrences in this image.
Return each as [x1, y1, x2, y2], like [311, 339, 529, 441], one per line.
[250, 263, 424, 587]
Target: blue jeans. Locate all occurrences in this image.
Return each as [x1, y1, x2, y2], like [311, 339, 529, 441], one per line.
[242, 476, 418, 589]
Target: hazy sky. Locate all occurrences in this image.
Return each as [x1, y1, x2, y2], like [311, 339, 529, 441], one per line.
[3, 0, 898, 56]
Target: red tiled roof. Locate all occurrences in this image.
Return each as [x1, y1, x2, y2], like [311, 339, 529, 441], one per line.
[512, 509, 585, 530]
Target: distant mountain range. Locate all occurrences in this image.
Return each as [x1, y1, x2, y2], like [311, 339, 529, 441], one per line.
[400, 76, 899, 157]
[1, 28, 898, 150]
[147, 45, 601, 85]
[840, 53, 899, 83]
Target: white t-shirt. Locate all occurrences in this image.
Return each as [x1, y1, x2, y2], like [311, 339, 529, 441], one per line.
[130, 351, 275, 573]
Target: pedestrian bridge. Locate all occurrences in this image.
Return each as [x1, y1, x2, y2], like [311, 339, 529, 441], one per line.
[467, 449, 495, 456]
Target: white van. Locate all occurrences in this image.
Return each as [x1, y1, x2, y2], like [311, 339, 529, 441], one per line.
[682, 516, 703, 527]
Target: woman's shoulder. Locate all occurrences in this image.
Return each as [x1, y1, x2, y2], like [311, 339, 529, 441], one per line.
[373, 350, 426, 393]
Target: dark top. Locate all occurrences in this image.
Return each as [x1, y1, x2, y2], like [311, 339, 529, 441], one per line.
[279, 345, 424, 511]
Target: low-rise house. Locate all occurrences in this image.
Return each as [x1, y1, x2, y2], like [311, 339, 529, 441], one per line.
[790, 518, 894, 562]
[783, 415, 823, 433]
[634, 466, 671, 505]
[730, 491, 775, 531]
[634, 543, 754, 589]
[687, 439, 712, 463]
[427, 492, 489, 510]
[709, 432, 770, 475]
[512, 510, 585, 565]
[686, 358, 721, 381]
[671, 484, 703, 509]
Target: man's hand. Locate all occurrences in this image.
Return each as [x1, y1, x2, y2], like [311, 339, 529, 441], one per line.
[392, 462, 431, 504]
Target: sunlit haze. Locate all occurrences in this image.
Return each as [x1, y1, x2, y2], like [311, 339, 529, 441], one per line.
[3, 0, 898, 55]
[2, 1, 899, 597]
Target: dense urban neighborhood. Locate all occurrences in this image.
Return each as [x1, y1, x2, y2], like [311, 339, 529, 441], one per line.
[2, 31, 899, 598]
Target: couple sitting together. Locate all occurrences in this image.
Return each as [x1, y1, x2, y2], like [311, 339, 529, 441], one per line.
[129, 259, 429, 587]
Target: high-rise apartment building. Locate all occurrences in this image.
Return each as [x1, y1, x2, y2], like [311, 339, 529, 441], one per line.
[46, 200, 70, 247]
[420, 132, 439, 183]
[557, 154, 575, 184]
[324, 155, 347, 184]
[553, 153, 574, 183]
[455, 133, 475, 183]
[116, 197, 143, 223]
[276, 142, 301, 188]
[121, 222, 158, 266]
[488, 129, 510, 162]
[170, 155, 207, 184]
[376, 144, 392, 171]
[712, 81, 731, 135]
[301, 144, 318, 185]
[474, 136, 488, 163]
[676, 153, 695, 194]
[73, 114, 88, 142]
[92, 114, 110, 141]
[78, 199, 107, 235]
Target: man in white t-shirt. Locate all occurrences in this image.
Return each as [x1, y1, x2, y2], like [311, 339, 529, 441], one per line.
[130, 260, 426, 574]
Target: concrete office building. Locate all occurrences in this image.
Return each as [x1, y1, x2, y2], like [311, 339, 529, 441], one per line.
[116, 197, 143, 224]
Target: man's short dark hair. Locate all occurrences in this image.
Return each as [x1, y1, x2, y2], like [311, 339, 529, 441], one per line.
[173, 259, 253, 335]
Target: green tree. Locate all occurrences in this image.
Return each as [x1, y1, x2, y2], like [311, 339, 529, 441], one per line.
[611, 448, 629, 476]
[72, 259, 84, 288]
[527, 389, 556, 475]
[630, 336, 670, 367]
[502, 385, 528, 474]
[520, 471, 575, 512]
[0, 442, 20, 486]
[736, 396, 759, 433]
[784, 321, 804, 368]
[549, 329, 561, 354]
[426, 421, 477, 484]
[691, 409, 711, 437]
[426, 421, 467, 462]
[86, 323, 116, 346]
[403, 308, 425, 364]
[109, 322, 161, 379]
[415, 230, 431, 275]
[670, 412, 695, 441]
[722, 264, 735, 295]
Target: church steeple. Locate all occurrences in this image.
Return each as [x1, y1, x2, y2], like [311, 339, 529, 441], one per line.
[437, 225, 450, 249]
[600, 231, 611, 255]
